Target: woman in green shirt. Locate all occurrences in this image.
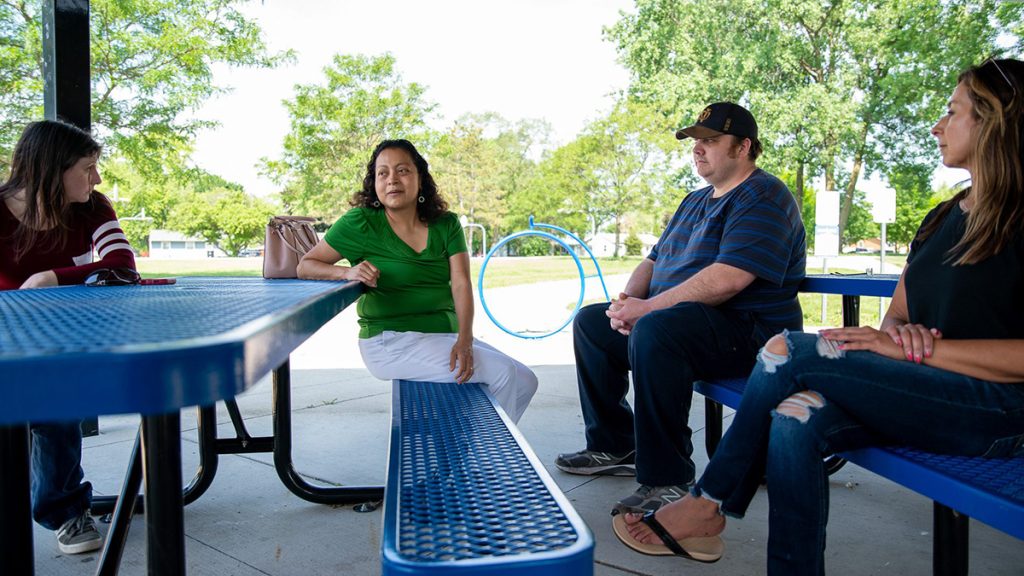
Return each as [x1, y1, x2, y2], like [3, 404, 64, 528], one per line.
[298, 139, 537, 422]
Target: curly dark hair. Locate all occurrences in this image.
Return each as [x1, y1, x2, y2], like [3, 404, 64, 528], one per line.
[350, 139, 448, 223]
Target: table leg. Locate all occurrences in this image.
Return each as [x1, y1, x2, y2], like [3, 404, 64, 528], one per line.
[141, 413, 185, 576]
[272, 359, 384, 504]
[0, 424, 33, 576]
[95, 431, 142, 576]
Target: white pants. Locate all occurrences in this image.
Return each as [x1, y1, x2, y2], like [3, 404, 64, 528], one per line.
[359, 331, 538, 423]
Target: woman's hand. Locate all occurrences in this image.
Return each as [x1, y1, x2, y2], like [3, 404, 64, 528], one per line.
[883, 323, 942, 363]
[449, 337, 474, 384]
[819, 326, 906, 362]
[342, 261, 379, 287]
[19, 270, 57, 289]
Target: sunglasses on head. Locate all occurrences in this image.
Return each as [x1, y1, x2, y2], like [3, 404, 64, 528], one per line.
[85, 267, 141, 287]
[983, 57, 1018, 101]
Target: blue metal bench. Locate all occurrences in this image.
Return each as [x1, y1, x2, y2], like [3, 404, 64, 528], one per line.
[695, 274, 1024, 576]
[382, 380, 594, 575]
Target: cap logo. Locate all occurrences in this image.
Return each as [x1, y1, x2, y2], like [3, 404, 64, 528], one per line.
[723, 119, 732, 132]
[697, 107, 712, 123]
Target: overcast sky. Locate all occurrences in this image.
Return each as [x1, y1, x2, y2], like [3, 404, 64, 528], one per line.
[187, 0, 965, 199]
[189, 0, 635, 197]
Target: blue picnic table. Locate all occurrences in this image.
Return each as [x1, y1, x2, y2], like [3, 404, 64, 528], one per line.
[0, 277, 368, 575]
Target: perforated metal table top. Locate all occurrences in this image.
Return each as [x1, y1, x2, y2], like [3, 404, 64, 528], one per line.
[0, 277, 361, 424]
[383, 381, 593, 575]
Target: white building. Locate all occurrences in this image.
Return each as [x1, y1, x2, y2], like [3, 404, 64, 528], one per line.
[148, 230, 226, 259]
[586, 232, 659, 258]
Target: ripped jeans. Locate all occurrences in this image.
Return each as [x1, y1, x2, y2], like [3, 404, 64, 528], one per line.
[694, 331, 1024, 576]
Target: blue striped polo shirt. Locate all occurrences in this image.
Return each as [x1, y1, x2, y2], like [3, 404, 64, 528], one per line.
[647, 168, 806, 335]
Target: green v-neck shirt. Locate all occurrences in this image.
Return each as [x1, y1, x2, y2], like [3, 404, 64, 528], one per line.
[324, 207, 468, 338]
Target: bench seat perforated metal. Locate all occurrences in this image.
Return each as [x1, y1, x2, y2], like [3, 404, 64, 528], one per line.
[383, 380, 593, 575]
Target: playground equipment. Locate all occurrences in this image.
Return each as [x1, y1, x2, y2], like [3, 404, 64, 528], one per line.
[477, 216, 610, 339]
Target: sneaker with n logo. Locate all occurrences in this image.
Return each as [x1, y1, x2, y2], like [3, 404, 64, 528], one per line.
[554, 449, 636, 476]
[56, 509, 102, 554]
[611, 483, 691, 516]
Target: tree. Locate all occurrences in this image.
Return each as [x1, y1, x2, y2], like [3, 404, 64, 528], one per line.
[430, 113, 548, 242]
[624, 231, 643, 256]
[0, 0, 288, 174]
[607, 0, 1019, 243]
[506, 99, 683, 256]
[101, 159, 185, 252]
[103, 160, 269, 254]
[885, 165, 940, 252]
[581, 99, 679, 256]
[843, 190, 879, 248]
[506, 138, 597, 241]
[171, 187, 275, 256]
[262, 53, 436, 220]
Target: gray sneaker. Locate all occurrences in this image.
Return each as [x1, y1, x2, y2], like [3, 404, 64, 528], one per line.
[611, 483, 690, 516]
[56, 509, 102, 554]
[554, 449, 636, 476]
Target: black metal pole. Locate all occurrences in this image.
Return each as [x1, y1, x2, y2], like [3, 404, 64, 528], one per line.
[272, 359, 384, 504]
[704, 397, 723, 458]
[43, 3, 94, 439]
[42, 0, 91, 129]
[0, 424, 33, 576]
[842, 294, 861, 327]
[933, 502, 969, 576]
[141, 413, 186, 576]
[96, 430, 143, 576]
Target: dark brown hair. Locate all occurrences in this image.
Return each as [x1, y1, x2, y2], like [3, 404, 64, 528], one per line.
[0, 120, 102, 260]
[350, 139, 448, 223]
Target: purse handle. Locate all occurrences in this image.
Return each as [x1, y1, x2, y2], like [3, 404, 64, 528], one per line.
[271, 219, 319, 256]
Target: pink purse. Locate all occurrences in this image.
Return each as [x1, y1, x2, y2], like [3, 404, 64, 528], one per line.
[262, 216, 319, 279]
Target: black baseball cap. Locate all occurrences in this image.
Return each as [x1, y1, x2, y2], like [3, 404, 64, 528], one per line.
[675, 102, 758, 140]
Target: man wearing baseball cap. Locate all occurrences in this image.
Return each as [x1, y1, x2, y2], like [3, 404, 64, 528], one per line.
[557, 102, 806, 521]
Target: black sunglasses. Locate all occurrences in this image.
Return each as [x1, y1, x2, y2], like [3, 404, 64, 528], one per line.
[85, 267, 141, 287]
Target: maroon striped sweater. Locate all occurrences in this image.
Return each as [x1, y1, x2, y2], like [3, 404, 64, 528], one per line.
[1, 192, 136, 290]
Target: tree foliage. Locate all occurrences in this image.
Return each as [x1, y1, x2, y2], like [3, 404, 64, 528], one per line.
[263, 53, 436, 221]
[506, 99, 685, 255]
[607, 0, 1019, 243]
[0, 0, 288, 175]
[430, 113, 549, 240]
[170, 187, 275, 256]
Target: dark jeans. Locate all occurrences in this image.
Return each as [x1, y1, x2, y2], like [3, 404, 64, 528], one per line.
[31, 421, 92, 530]
[572, 301, 763, 486]
[696, 331, 1024, 576]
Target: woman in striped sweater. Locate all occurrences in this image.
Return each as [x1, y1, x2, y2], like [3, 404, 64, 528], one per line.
[1, 120, 136, 554]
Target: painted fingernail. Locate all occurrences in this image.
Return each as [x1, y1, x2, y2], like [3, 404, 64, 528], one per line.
[906, 352, 913, 360]
[915, 354, 922, 363]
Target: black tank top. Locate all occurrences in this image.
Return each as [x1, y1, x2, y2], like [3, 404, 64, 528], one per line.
[905, 200, 1024, 340]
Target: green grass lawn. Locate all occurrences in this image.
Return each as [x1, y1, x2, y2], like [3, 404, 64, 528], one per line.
[137, 255, 645, 285]
[136, 257, 264, 277]
[139, 255, 890, 328]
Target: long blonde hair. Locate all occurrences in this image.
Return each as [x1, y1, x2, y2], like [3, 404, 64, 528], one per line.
[917, 58, 1024, 265]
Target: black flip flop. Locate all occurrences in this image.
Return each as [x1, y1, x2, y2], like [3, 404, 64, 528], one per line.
[612, 512, 724, 562]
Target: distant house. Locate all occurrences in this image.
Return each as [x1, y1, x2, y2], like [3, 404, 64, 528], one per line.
[585, 232, 659, 258]
[844, 238, 904, 254]
[148, 230, 226, 259]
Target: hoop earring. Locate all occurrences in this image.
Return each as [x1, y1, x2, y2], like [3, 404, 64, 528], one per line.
[418, 195, 425, 203]
[372, 200, 381, 208]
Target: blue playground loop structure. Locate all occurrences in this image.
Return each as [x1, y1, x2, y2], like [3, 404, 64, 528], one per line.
[477, 216, 611, 339]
